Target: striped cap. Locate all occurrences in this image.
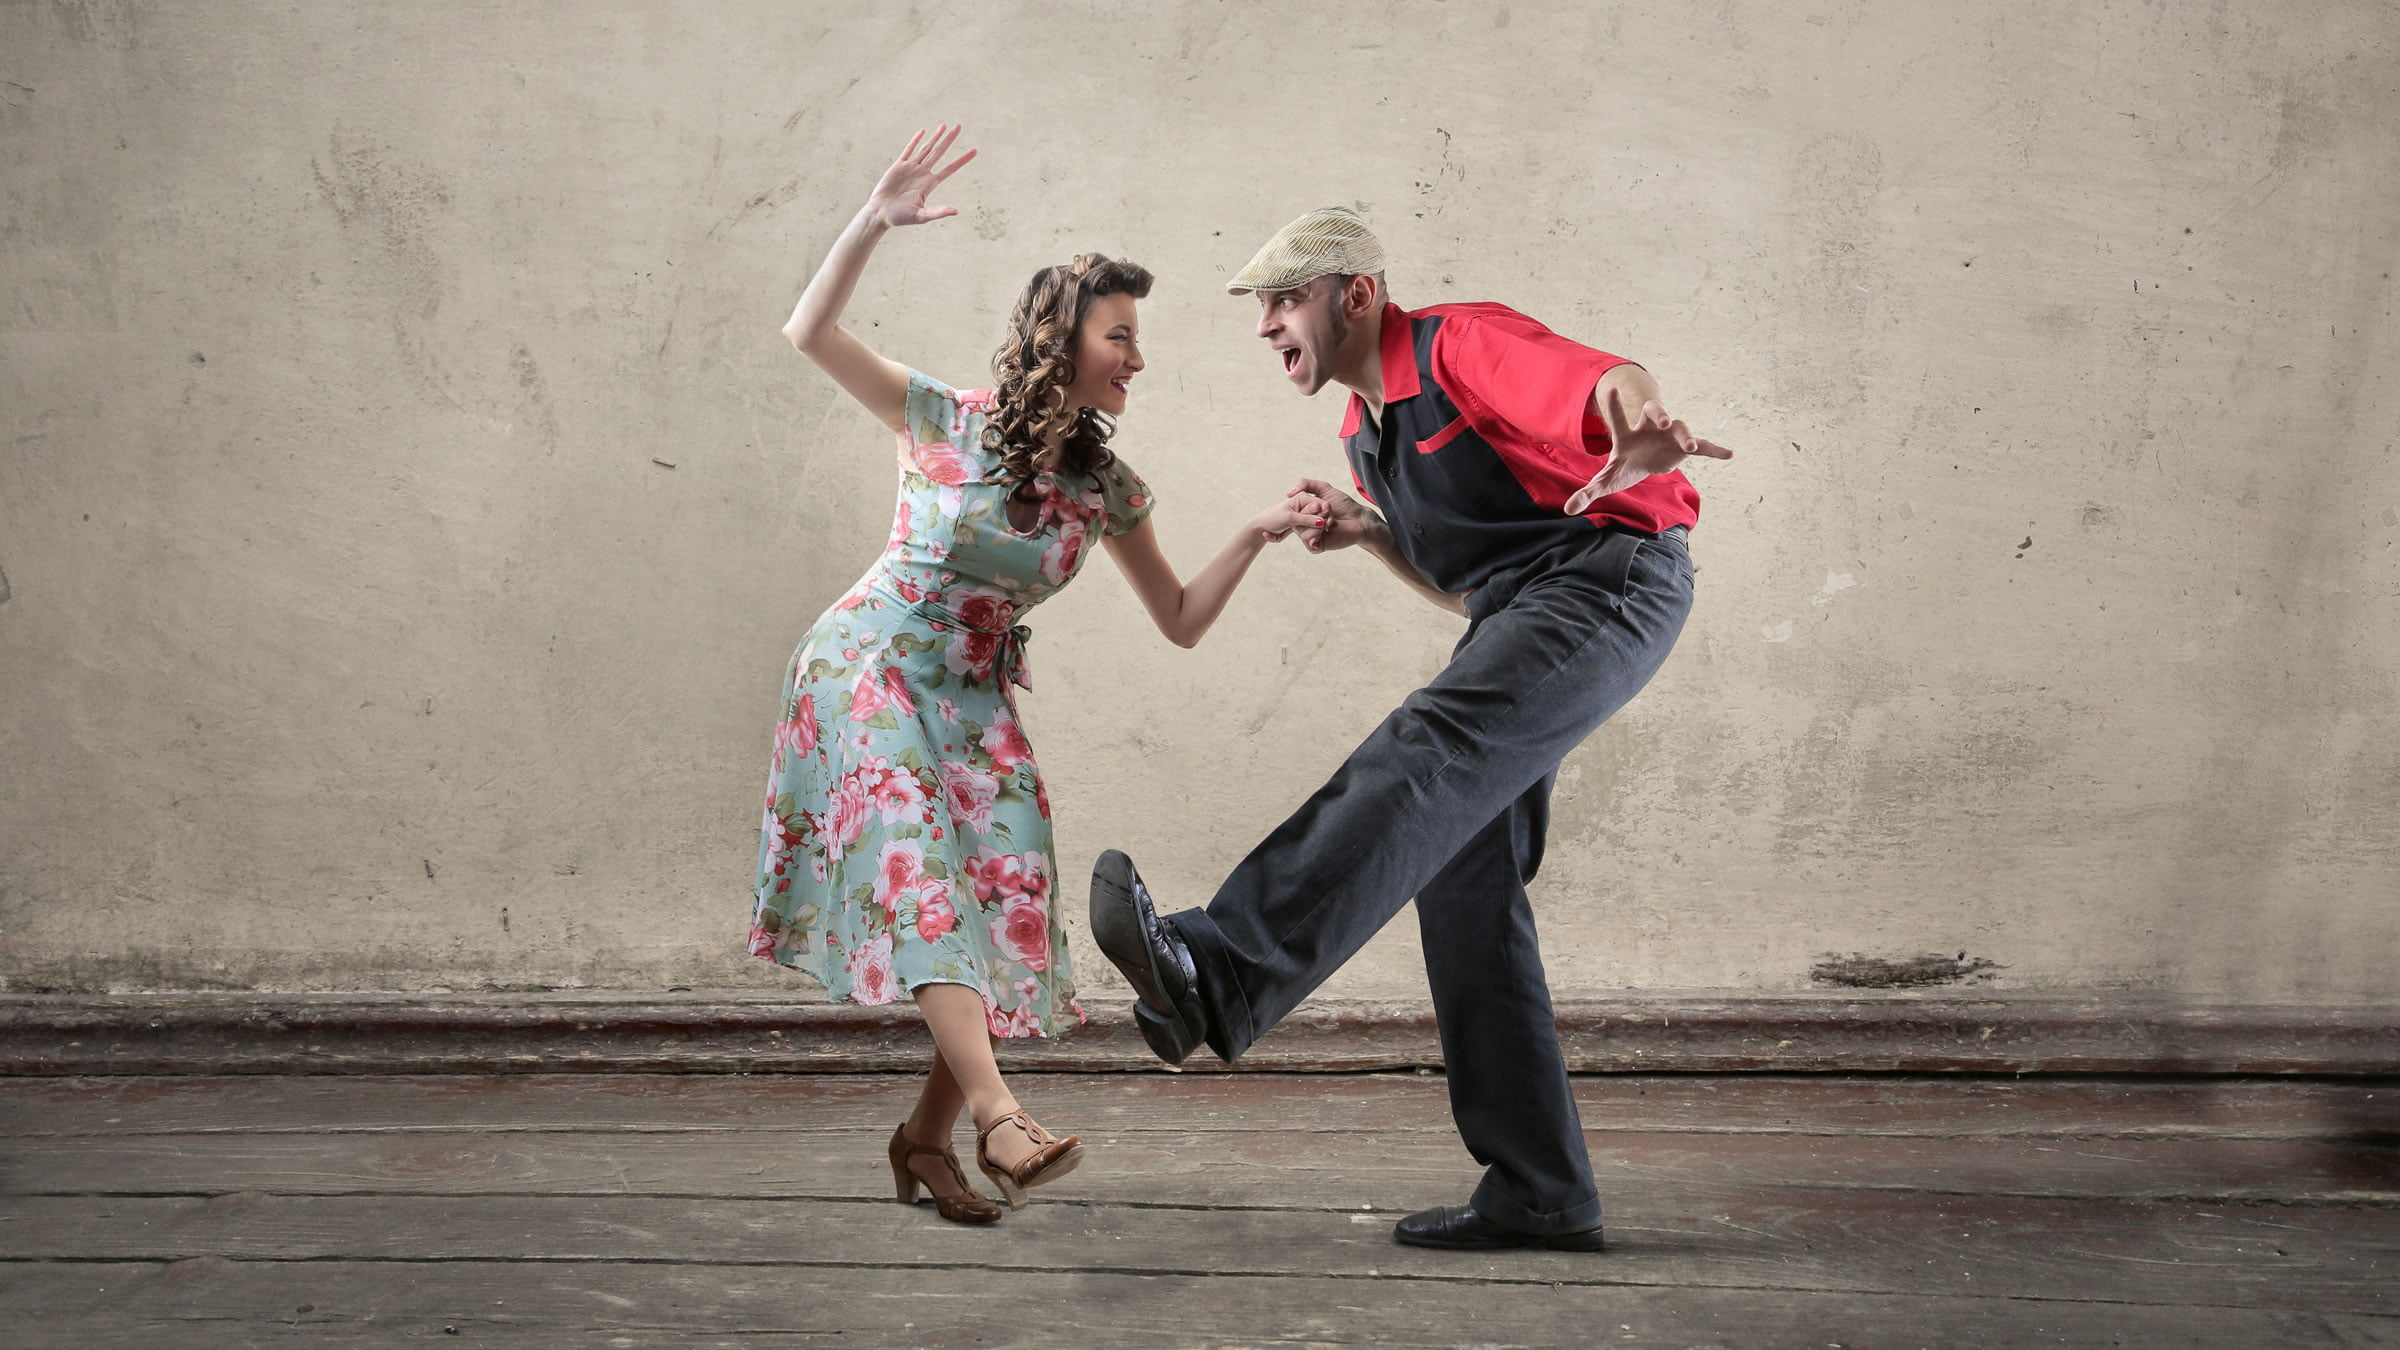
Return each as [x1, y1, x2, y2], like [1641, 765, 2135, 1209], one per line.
[1225, 206, 1387, 295]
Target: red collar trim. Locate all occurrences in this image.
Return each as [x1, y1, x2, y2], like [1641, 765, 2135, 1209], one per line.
[1336, 306, 1417, 439]
[1376, 303, 1420, 402]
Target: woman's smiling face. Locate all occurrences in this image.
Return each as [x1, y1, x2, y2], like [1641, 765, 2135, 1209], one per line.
[1063, 291, 1144, 416]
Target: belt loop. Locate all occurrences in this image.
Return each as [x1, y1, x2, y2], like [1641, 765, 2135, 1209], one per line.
[1594, 528, 1641, 607]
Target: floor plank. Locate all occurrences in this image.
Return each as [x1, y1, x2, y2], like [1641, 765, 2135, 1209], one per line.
[4, 1072, 2392, 1141]
[1, 1190, 2391, 1315]
[2, 1071, 2393, 1346]
[0, 1261, 2380, 1349]
[7, 1126, 2394, 1205]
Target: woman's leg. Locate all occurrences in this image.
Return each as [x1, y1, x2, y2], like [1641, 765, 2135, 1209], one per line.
[904, 1043, 970, 1147]
[912, 982, 1037, 1170]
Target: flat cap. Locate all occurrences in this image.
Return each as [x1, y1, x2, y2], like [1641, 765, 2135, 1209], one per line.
[1225, 206, 1387, 295]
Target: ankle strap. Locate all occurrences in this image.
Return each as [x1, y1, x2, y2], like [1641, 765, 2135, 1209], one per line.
[977, 1108, 1046, 1146]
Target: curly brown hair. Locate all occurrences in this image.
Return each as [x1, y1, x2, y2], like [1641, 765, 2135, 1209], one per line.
[982, 253, 1154, 489]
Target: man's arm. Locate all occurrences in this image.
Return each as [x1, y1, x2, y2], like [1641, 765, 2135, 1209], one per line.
[1563, 372, 1734, 514]
[1287, 478, 1468, 617]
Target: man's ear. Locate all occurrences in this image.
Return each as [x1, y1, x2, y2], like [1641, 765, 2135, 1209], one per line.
[1344, 273, 1379, 320]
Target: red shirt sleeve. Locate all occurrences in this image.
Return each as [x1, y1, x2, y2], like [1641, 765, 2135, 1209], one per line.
[1432, 310, 1635, 456]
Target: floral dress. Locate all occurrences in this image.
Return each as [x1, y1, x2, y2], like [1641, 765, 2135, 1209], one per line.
[750, 370, 1153, 1038]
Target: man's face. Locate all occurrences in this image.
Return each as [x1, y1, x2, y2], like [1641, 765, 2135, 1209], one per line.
[1254, 275, 1351, 397]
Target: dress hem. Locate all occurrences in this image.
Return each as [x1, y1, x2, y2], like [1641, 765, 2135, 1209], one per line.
[745, 947, 1084, 1041]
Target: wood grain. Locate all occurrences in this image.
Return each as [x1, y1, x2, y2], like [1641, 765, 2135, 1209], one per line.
[0, 1261, 2380, 1349]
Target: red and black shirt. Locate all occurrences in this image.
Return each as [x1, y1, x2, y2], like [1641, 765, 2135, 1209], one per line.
[1340, 301, 1700, 595]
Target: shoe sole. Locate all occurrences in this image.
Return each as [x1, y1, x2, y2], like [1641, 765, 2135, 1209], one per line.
[1393, 1230, 1607, 1253]
[1089, 851, 1204, 1064]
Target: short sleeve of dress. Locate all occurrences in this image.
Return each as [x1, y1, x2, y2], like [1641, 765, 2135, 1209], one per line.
[899, 369, 990, 486]
[1095, 456, 1155, 536]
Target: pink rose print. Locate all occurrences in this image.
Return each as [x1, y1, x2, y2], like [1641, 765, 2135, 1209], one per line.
[938, 759, 999, 836]
[913, 878, 958, 942]
[860, 756, 928, 822]
[1039, 517, 1088, 586]
[961, 846, 1025, 904]
[747, 924, 780, 959]
[887, 501, 912, 549]
[848, 666, 890, 723]
[808, 851, 829, 883]
[878, 664, 916, 718]
[941, 588, 1014, 685]
[947, 632, 998, 683]
[825, 773, 873, 859]
[774, 697, 819, 768]
[760, 805, 811, 878]
[981, 715, 1034, 772]
[936, 697, 960, 724]
[986, 1001, 1043, 1038]
[1034, 773, 1052, 820]
[911, 437, 971, 487]
[846, 933, 899, 1005]
[874, 838, 925, 920]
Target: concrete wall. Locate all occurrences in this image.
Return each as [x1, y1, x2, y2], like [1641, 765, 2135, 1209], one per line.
[4, 0, 2395, 1004]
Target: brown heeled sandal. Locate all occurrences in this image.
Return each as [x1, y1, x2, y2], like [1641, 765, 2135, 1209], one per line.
[888, 1124, 1004, 1225]
[974, 1109, 1085, 1209]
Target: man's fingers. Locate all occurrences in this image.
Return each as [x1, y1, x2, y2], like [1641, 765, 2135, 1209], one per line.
[1600, 385, 1635, 440]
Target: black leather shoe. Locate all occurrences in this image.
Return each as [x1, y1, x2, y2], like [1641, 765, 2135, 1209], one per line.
[1088, 849, 1207, 1066]
[1393, 1205, 1606, 1252]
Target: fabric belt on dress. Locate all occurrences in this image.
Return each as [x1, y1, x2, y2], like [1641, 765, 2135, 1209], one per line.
[873, 581, 1034, 692]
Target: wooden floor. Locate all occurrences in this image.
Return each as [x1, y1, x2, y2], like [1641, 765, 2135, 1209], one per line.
[0, 1073, 2394, 1348]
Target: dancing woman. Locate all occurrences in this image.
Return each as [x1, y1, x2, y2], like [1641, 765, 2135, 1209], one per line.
[749, 126, 1320, 1223]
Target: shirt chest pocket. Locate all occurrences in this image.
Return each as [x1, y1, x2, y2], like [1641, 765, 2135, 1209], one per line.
[1414, 415, 1470, 455]
[1409, 416, 1514, 514]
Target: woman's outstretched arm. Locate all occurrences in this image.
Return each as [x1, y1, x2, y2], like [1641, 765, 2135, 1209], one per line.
[1101, 498, 1327, 649]
[781, 124, 977, 433]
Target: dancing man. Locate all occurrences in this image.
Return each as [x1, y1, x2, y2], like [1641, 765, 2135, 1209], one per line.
[1090, 207, 1731, 1251]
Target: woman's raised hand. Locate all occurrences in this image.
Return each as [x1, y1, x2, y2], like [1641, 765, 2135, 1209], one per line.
[866, 124, 977, 229]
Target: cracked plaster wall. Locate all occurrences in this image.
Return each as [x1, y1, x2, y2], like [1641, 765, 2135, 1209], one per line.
[3, 1, 2396, 1002]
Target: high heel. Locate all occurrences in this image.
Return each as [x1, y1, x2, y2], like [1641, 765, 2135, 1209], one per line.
[887, 1124, 1003, 1225]
[974, 1109, 1085, 1209]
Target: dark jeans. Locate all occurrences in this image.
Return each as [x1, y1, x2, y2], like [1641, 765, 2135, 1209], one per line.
[1167, 525, 1695, 1233]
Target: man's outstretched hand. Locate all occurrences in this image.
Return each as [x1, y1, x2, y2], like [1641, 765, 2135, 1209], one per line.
[1563, 387, 1733, 516]
[1285, 479, 1381, 554]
